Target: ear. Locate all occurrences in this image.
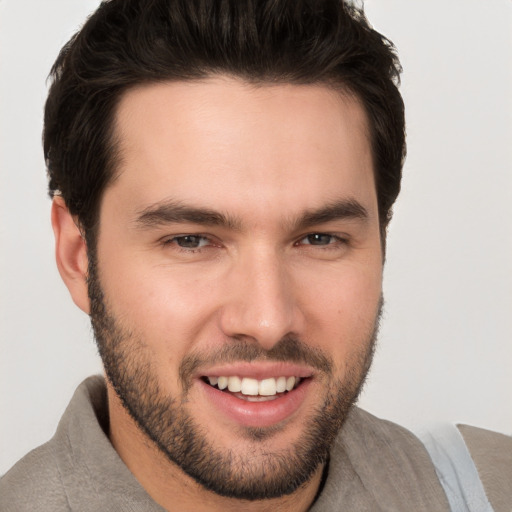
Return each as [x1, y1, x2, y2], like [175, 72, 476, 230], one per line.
[51, 196, 91, 314]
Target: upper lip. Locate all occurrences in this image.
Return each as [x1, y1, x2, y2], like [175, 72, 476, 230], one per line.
[197, 362, 315, 381]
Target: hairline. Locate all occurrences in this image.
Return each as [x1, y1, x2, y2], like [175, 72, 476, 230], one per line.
[85, 73, 379, 249]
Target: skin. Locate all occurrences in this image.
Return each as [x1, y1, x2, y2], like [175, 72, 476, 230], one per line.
[52, 76, 383, 512]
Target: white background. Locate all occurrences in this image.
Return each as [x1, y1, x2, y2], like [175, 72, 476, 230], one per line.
[1, 0, 511, 475]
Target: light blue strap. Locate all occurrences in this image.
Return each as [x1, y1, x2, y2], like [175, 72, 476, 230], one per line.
[417, 424, 494, 512]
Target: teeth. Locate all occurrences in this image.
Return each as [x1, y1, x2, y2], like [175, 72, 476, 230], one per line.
[258, 378, 277, 396]
[227, 376, 242, 392]
[206, 375, 302, 396]
[276, 376, 287, 393]
[241, 378, 259, 395]
[217, 376, 228, 390]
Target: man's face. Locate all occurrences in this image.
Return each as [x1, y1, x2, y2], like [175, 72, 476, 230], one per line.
[89, 77, 383, 499]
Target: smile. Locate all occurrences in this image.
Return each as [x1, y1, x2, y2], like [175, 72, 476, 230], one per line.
[197, 363, 314, 427]
[203, 376, 302, 401]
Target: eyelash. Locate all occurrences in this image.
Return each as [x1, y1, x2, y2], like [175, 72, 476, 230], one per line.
[295, 233, 348, 249]
[160, 233, 348, 253]
[161, 234, 215, 253]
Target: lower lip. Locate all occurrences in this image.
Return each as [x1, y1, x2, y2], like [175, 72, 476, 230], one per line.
[199, 378, 312, 428]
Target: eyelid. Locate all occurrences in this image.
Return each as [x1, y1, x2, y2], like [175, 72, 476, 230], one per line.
[160, 233, 217, 248]
[158, 232, 349, 251]
[295, 232, 349, 246]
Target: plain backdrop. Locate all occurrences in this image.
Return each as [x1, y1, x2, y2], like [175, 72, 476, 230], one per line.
[1, 0, 511, 475]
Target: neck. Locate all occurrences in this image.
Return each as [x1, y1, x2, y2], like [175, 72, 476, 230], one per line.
[107, 385, 324, 512]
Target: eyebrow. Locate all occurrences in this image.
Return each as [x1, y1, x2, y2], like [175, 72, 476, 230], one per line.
[133, 200, 242, 231]
[133, 197, 369, 231]
[292, 199, 369, 231]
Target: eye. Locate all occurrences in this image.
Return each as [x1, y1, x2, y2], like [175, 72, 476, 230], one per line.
[299, 233, 340, 246]
[164, 235, 211, 249]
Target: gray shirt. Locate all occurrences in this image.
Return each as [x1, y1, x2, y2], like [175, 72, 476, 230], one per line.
[1, 376, 511, 511]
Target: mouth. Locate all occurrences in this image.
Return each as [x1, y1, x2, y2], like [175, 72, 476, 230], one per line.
[196, 363, 315, 428]
[201, 375, 304, 402]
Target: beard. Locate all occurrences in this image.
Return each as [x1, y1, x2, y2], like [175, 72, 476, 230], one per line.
[87, 252, 381, 500]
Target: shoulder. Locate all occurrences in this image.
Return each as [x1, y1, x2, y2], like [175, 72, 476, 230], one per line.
[342, 406, 431, 455]
[459, 424, 512, 512]
[0, 376, 107, 512]
[323, 408, 512, 511]
[0, 441, 70, 511]
[314, 407, 451, 511]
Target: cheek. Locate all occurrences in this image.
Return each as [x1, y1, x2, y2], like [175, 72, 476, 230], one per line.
[299, 263, 382, 361]
[97, 252, 223, 357]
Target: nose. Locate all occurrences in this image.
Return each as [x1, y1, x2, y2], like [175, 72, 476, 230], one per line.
[219, 249, 304, 351]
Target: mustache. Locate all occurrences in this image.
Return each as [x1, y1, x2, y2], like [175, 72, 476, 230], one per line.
[179, 335, 333, 386]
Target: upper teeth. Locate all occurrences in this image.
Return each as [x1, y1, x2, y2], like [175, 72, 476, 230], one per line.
[207, 376, 298, 396]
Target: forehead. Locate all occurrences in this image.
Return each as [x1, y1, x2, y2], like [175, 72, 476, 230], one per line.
[107, 76, 376, 226]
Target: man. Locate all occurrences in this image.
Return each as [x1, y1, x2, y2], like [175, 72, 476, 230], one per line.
[1, 0, 510, 511]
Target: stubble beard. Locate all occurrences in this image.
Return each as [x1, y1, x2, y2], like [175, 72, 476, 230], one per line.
[87, 252, 381, 500]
